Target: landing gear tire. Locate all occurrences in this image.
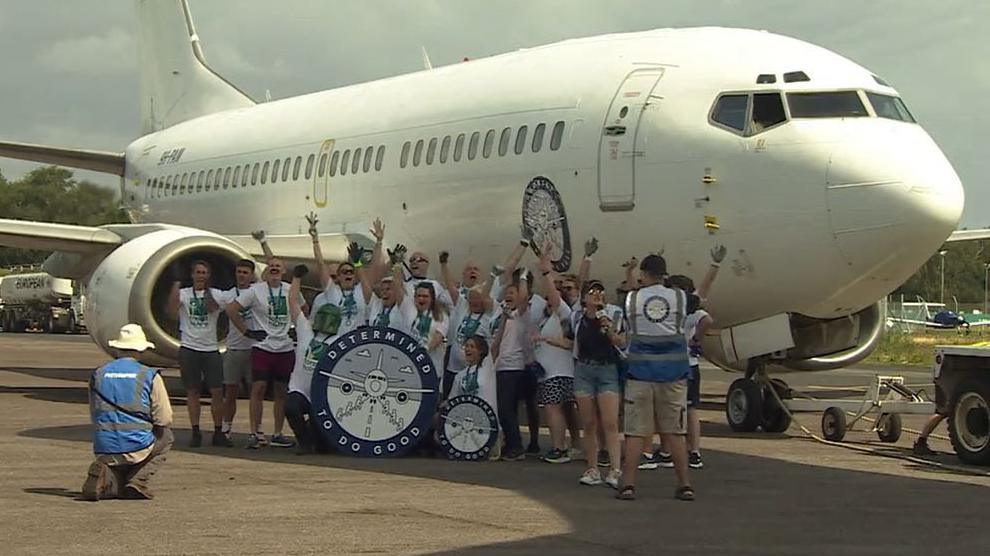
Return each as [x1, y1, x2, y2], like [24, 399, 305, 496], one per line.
[821, 407, 847, 442]
[726, 378, 763, 432]
[948, 380, 990, 465]
[762, 379, 792, 433]
[67, 313, 77, 334]
[875, 413, 902, 443]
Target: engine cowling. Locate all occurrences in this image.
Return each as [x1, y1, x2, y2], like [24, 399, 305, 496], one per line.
[83, 227, 251, 366]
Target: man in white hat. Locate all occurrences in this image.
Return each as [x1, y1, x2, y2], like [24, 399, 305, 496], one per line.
[82, 324, 173, 501]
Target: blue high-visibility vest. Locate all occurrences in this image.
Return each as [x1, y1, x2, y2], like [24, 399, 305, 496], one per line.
[625, 285, 691, 383]
[90, 358, 157, 455]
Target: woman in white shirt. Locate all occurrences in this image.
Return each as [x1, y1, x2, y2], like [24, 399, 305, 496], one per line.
[449, 335, 500, 460]
[409, 282, 449, 381]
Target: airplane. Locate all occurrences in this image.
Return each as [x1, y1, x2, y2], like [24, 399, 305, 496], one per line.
[886, 297, 990, 332]
[0, 0, 974, 433]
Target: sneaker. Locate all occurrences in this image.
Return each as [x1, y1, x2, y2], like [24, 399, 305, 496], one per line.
[121, 484, 153, 500]
[542, 448, 572, 464]
[638, 452, 659, 470]
[270, 434, 295, 448]
[689, 451, 704, 469]
[221, 431, 234, 448]
[489, 443, 502, 461]
[605, 468, 622, 489]
[501, 448, 526, 461]
[913, 438, 936, 456]
[256, 433, 269, 447]
[656, 451, 674, 468]
[246, 433, 261, 450]
[579, 467, 603, 486]
[568, 447, 584, 462]
[597, 449, 609, 468]
[211, 431, 225, 447]
[189, 429, 202, 448]
[526, 443, 542, 456]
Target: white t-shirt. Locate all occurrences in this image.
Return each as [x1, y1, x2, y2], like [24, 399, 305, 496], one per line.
[449, 355, 498, 413]
[534, 302, 575, 381]
[235, 281, 303, 353]
[312, 282, 368, 335]
[222, 287, 257, 351]
[494, 314, 528, 372]
[288, 313, 337, 401]
[178, 287, 225, 352]
[367, 294, 417, 332]
[684, 309, 710, 367]
[408, 310, 448, 379]
[447, 307, 496, 373]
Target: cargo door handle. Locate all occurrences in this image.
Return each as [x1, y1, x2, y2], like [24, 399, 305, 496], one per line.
[604, 126, 626, 136]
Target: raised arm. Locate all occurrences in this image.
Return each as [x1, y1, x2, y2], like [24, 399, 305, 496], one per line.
[503, 226, 532, 280]
[289, 265, 308, 322]
[389, 244, 408, 304]
[439, 251, 460, 305]
[307, 212, 335, 289]
[696, 245, 726, 301]
[576, 237, 598, 293]
[537, 244, 561, 311]
[623, 256, 639, 292]
[251, 229, 274, 260]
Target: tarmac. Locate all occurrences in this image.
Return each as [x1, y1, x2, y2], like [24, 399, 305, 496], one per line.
[1, 333, 989, 555]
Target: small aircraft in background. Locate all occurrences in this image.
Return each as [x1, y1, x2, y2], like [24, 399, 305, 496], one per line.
[886, 296, 990, 332]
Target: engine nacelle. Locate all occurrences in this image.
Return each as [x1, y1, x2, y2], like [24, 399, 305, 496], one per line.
[84, 227, 251, 366]
[703, 302, 884, 373]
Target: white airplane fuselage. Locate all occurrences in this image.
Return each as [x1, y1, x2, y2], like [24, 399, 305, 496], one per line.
[119, 27, 963, 330]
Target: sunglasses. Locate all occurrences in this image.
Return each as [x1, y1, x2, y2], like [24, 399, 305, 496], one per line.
[410, 257, 429, 263]
[339, 268, 355, 276]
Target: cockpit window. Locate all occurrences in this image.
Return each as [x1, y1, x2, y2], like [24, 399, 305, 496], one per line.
[711, 94, 748, 132]
[866, 92, 916, 123]
[751, 93, 786, 132]
[786, 91, 868, 118]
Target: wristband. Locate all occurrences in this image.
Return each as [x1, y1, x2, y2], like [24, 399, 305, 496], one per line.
[583, 256, 593, 262]
[520, 239, 530, 248]
[710, 262, 721, 268]
[353, 260, 363, 269]
[541, 270, 551, 276]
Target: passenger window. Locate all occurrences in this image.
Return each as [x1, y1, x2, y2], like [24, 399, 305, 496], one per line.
[550, 121, 565, 151]
[363, 146, 373, 172]
[197, 171, 205, 192]
[483, 129, 495, 158]
[711, 94, 748, 132]
[341, 150, 351, 175]
[498, 127, 511, 156]
[426, 138, 437, 165]
[165, 176, 172, 195]
[468, 132, 480, 160]
[532, 123, 545, 152]
[750, 93, 786, 133]
[375, 145, 385, 171]
[515, 126, 528, 155]
[231, 167, 241, 188]
[400, 141, 411, 168]
[292, 156, 302, 180]
[282, 157, 291, 182]
[223, 167, 231, 189]
[241, 164, 249, 187]
[251, 163, 260, 185]
[351, 147, 362, 174]
[454, 134, 465, 162]
[413, 140, 424, 167]
[329, 151, 339, 176]
[440, 136, 451, 163]
[261, 161, 269, 184]
[318, 153, 328, 177]
[206, 169, 214, 188]
[271, 159, 281, 183]
[305, 154, 315, 179]
[180, 173, 188, 195]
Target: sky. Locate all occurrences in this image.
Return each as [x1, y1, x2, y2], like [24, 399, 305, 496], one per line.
[0, 0, 987, 226]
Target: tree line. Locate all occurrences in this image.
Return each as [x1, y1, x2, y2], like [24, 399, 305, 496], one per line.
[896, 240, 990, 306]
[0, 166, 127, 268]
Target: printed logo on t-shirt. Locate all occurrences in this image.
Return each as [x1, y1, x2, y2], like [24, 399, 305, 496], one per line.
[187, 295, 208, 328]
[456, 313, 483, 345]
[644, 296, 671, 323]
[304, 339, 330, 372]
[341, 290, 358, 326]
[268, 295, 288, 327]
[412, 312, 432, 345]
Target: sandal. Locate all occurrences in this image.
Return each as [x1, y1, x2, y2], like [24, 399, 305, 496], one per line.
[675, 485, 695, 501]
[615, 485, 636, 501]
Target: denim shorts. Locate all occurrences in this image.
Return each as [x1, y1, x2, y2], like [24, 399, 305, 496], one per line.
[574, 361, 621, 397]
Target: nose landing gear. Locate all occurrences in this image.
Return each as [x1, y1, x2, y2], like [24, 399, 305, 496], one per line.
[725, 360, 793, 433]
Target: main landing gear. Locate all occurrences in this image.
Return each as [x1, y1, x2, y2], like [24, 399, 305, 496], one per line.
[725, 360, 792, 433]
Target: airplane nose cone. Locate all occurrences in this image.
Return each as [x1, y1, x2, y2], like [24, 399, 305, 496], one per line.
[826, 125, 963, 282]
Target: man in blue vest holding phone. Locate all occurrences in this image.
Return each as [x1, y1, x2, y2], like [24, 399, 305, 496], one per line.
[82, 324, 173, 501]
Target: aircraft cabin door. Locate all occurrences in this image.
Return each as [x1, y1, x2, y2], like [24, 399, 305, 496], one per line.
[312, 139, 335, 208]
[598, 68, 664, 211]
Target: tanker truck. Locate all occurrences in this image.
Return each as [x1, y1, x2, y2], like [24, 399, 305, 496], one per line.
[0, 272, 85, 333]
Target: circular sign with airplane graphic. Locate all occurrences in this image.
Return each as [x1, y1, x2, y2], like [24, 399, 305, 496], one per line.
[522, 176, 572, 272]
[311, 327, 439, 457]
[438, 395, 499, 461]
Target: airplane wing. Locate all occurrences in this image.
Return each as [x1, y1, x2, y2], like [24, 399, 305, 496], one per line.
[947, 229, 990, 243]
[0, 218, 122, 254]
[0, 140, 125, 176]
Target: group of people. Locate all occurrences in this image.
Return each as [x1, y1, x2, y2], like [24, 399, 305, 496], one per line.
[82, 213, 724, 502]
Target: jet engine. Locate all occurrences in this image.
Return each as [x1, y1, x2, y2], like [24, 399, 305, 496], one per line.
[82, 227, 251, 366]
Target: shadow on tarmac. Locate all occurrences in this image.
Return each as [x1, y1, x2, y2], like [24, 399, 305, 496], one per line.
[17, 392, 990, 556]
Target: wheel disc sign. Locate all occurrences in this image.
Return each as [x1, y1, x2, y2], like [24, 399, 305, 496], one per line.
[438, 395, 499, 461]
[311, 327, 438, 457]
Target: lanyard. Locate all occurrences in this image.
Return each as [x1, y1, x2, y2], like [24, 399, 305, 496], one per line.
[268, 284, 283, 308]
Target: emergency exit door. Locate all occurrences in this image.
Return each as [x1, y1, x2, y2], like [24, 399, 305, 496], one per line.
[598, 68, 664, 211]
